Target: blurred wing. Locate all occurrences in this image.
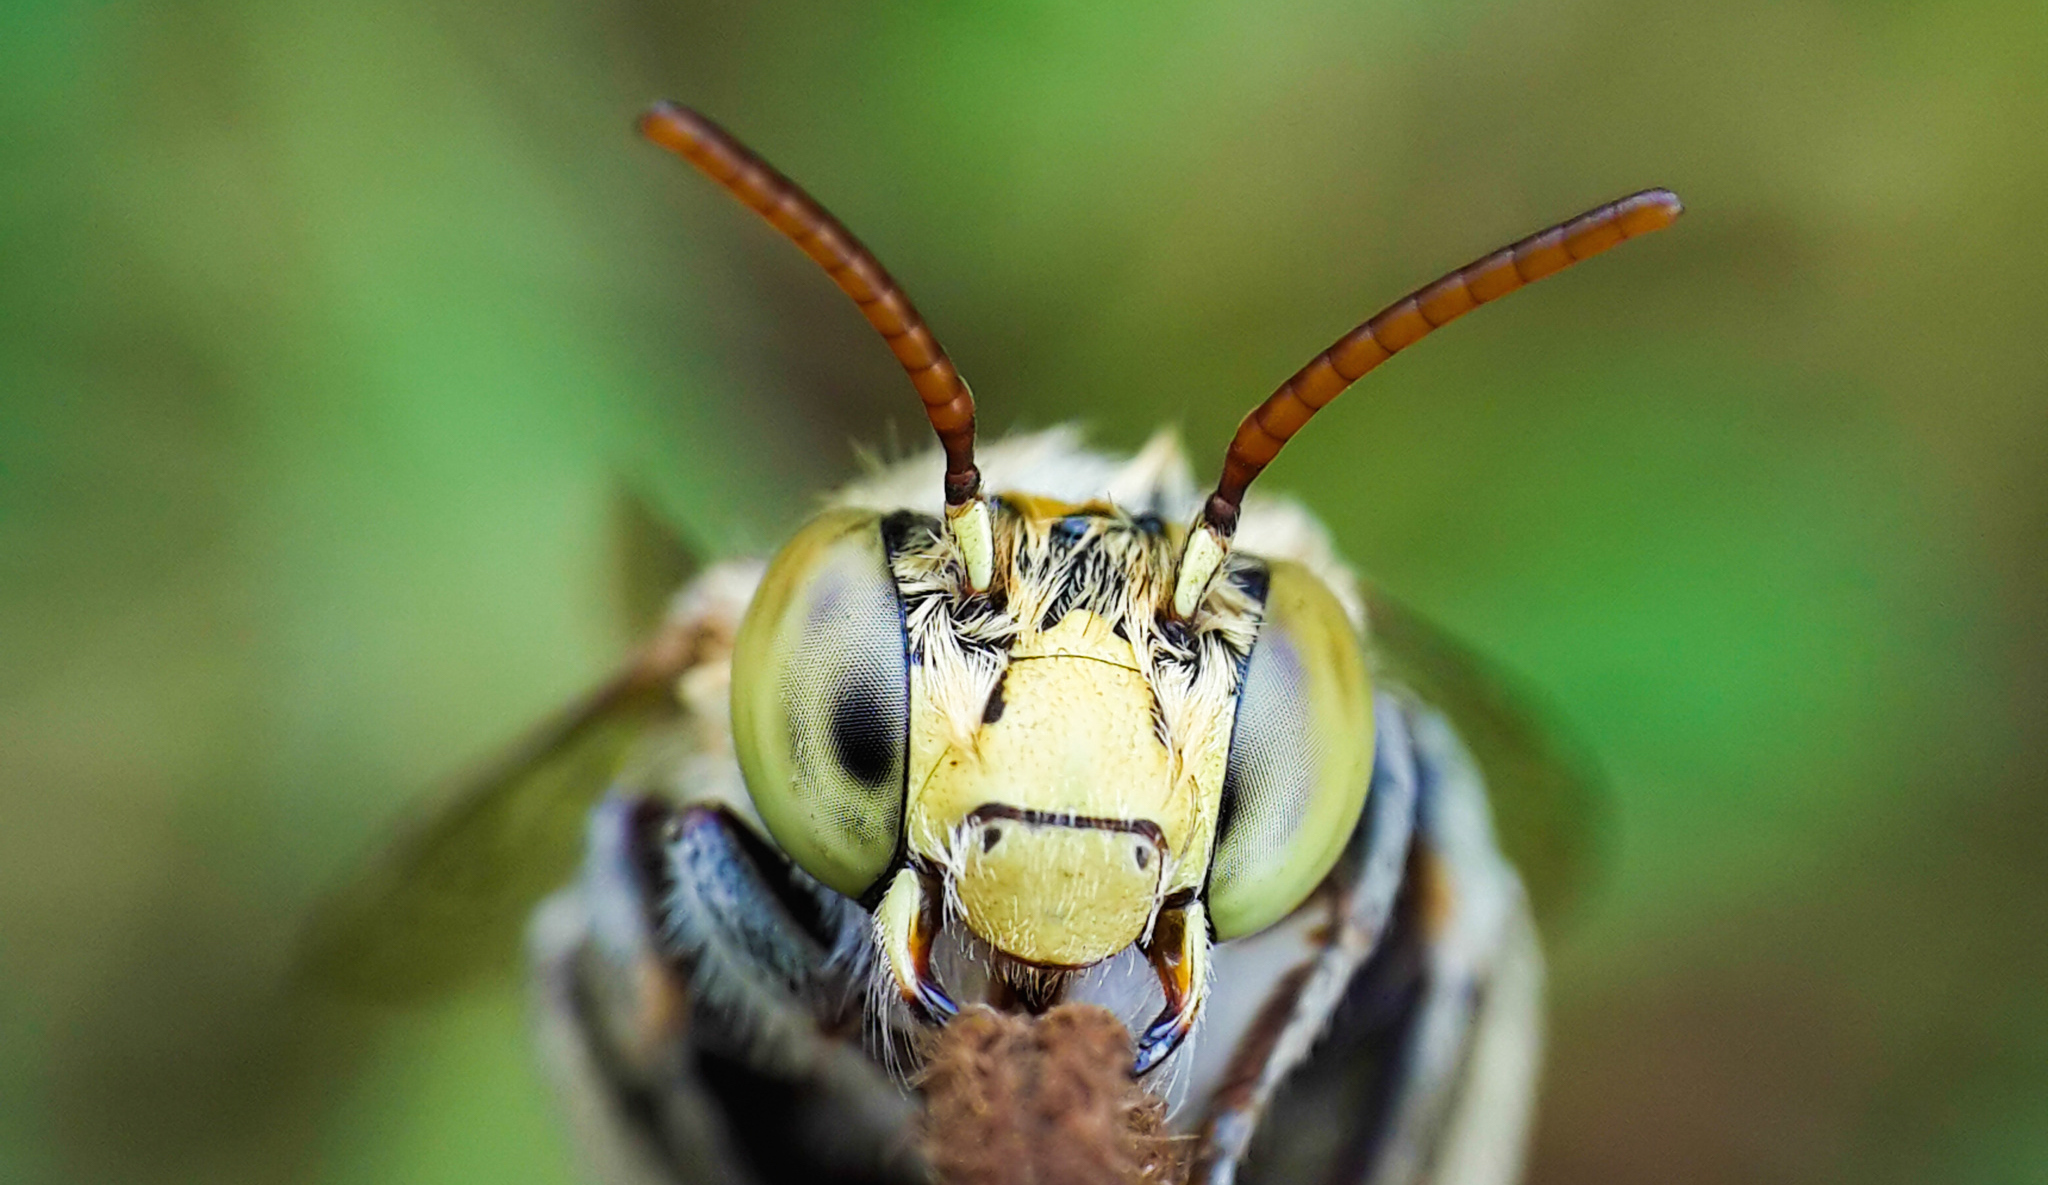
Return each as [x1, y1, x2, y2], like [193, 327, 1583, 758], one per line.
[299, 487, 714, 1002]
[296, 630, 696, 1002]
[1362, 585, 1604, 925]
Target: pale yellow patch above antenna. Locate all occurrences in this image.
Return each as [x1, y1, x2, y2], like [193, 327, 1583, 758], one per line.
[948, 497, 995, 592]
[1172, 524, 1229, 617]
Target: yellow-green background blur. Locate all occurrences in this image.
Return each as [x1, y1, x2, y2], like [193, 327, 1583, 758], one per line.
[4, 1, 2044, 1182]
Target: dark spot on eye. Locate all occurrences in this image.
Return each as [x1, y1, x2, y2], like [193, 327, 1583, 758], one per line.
[982, 826, 1003, 852]
[982, 672, 1008, 724]
[830, 681, 897, 787]
[1134, 846, 1151, 870]
[1131, 512, 1165, 535]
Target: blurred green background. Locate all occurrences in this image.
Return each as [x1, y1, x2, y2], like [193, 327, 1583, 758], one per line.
[4, 0, 2044, 1182]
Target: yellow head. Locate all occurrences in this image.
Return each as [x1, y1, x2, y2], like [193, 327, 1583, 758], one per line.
[729, 493, 1373, 988]
[644, 101, 1678, 1073]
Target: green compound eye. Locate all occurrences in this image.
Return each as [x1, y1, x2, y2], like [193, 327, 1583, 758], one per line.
[1207, 560, 1375, 941]
[730, 509, 909, 898]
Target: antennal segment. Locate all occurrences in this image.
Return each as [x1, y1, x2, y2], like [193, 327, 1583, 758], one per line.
[640, 102, 995, 589]
[1171, 188, 1683, 617]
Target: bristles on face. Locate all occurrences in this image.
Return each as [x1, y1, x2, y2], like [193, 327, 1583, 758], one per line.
[886, 502, 1262, 767]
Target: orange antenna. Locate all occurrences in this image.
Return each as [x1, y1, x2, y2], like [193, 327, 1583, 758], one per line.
[640, 103, 994, 590]
[1171, 188, 1684, 616]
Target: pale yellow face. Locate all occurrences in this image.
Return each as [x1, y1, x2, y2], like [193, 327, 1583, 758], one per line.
[906, 607, 1226, 965]
[730, 495, 1374, 975]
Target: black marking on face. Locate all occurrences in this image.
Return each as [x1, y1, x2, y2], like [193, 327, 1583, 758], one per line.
[1039, 523, 1133, 631]
[981, 671, 1008, 724]
[1227, 561, 1271, 603]
[1154, 612, 1194, 653]
[879, 508, 942, 558]
[1205, 557, 1276, 872]
[1212, 771, 1244, 865]
[964, 803, 1169, 850]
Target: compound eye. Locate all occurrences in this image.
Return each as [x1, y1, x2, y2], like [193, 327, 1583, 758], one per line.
[730, 510, 909, 898]
[1207, 560, 1374, 940]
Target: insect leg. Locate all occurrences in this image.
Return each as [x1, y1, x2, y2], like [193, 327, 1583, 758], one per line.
[1196, 698, 1542, 1185]
[1191, 692, 1421, 1181]
[1335, 705, 1541, 1185]
[533, 795, 923, 1185]
[530, 796, 748, 1185]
